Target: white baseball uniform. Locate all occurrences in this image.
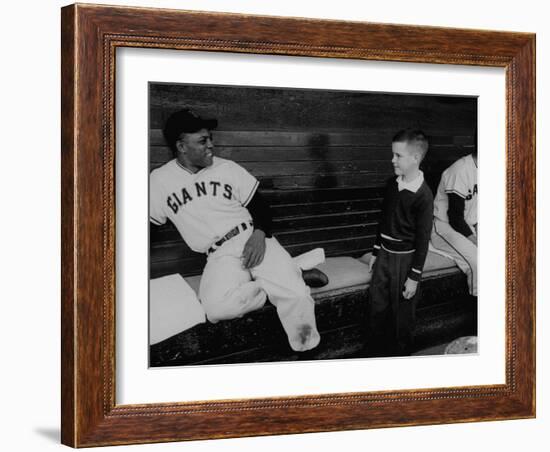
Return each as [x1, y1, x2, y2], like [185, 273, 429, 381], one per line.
[150, 157, 320, 352]
[431, 154, 478, 296]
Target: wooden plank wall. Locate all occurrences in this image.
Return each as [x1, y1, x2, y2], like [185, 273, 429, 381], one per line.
[149, 84, 476, 278]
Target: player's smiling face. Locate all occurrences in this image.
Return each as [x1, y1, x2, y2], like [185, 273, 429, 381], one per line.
[178, 128, 214, 172]
[391, 141, 419, 178]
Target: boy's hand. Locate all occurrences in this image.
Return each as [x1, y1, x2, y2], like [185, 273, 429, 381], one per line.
[367, 256, 377, 273]
[402, 278, 418, 300]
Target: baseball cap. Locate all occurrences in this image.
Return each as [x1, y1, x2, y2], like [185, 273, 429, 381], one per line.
[163, 109, 218, 147]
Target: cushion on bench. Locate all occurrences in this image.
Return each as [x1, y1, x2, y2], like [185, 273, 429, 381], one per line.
[309, 251, 459, 296]
[182, 255, 372, 298]
[357, 251, 457, 274]
[310, 256, 371, 295]
[150, 251, 459, 343]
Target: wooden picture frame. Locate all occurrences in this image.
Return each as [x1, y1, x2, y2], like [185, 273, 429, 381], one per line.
[61, 3, 535, 447]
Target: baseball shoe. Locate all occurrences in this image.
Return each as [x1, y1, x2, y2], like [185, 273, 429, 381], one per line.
[301, 268, 329, 288]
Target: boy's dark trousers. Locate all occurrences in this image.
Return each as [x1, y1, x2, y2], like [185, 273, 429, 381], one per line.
[367, 248, 419, 357]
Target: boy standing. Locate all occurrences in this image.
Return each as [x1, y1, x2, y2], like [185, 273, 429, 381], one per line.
[367, 129, 434, 356]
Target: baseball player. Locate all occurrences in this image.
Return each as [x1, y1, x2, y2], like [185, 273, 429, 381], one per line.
[430, 150, 478, 296]
[150, 109, 321, 352]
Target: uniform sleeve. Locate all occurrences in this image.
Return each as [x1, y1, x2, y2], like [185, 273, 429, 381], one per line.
[409, 190, 434, 281]
[230, 162, 259, 206]
[447, 193, 473, 237]
[443, 161, 468, 198]
[246, 191, 273, 237]
[149, 171, 167, 226]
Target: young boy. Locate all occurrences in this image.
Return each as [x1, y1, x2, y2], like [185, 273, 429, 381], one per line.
[367, 129, 434, 356]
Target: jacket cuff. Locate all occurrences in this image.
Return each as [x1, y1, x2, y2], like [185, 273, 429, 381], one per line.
[372, 244, 381, 257]
[408, 267, 422, 282]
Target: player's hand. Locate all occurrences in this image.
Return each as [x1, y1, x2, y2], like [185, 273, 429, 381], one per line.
[242, 229, 266, 269]
[367, 256, 377, 274]
[402, 278, 418, 300]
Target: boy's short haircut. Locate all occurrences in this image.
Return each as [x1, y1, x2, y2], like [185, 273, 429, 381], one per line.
[392, 129, 429, 161]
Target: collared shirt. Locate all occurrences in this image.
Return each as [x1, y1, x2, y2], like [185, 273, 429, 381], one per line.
[397, 170, 424, 193]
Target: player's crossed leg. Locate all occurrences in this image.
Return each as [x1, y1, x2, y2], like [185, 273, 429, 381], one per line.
[251, 237, 320, 352]
[199, 232, 320, 352]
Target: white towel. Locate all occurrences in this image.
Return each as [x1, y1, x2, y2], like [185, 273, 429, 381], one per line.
[293, 248, 326, 270]
[149, 274, 206, 345]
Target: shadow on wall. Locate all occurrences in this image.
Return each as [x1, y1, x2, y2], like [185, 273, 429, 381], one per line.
[422, 141, 474, 195]
[309, 133, 337, 189]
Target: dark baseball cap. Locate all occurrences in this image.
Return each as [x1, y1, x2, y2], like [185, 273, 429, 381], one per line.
[163, 109, 218, 147]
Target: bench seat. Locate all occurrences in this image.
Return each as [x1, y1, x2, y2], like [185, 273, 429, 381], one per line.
[150, 251, 476, 366]
[182, 251, 458, 299]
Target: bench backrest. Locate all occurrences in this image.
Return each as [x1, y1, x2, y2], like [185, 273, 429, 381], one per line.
[149, 85, 475, 278]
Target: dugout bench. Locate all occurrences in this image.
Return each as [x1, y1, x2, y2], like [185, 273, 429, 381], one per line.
[149, 128, 477, 366]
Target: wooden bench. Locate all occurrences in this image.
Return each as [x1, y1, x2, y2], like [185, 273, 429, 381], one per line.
[149, 84, 477, 365]
[150, 252, 475, 366]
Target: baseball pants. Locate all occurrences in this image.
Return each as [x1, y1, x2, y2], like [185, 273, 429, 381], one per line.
[199, 228, 321, 352]
[368, 248, 418, 356]
[431, 218, 477, 296]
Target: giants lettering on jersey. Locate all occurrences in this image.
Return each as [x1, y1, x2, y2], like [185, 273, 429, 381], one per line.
[465, 184, 478, 201]
[167, 181, 233, 214]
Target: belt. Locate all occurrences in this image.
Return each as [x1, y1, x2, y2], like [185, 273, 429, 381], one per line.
[208, 221, 253, 255]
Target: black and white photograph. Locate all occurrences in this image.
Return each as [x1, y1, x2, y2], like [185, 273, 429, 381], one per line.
[148, 83, 478, 367]
[4, 0, 544, 449]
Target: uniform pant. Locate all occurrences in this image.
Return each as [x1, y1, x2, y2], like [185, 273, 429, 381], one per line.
[368, 248, 418, 356]
[431, 218, 477, 296]
[199, 228, 320, 352]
